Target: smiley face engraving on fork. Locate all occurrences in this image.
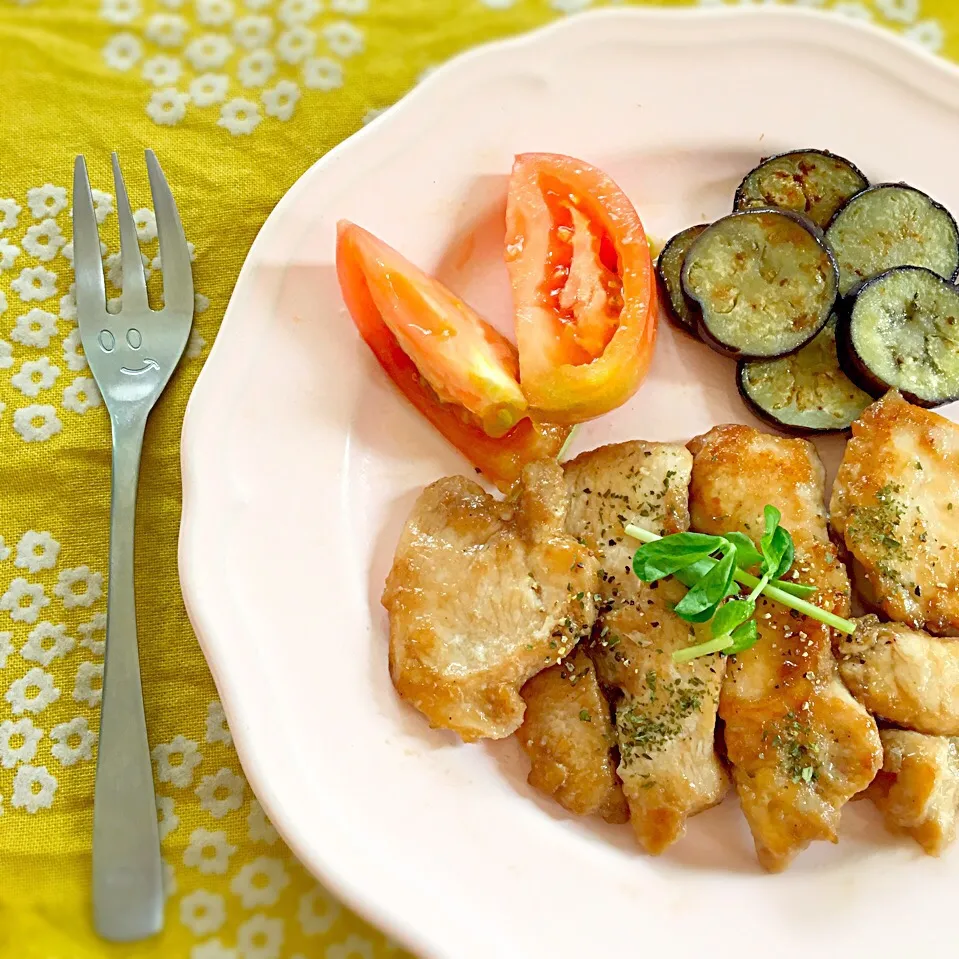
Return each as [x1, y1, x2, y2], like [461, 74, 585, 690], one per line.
[97, 326, 161, 376]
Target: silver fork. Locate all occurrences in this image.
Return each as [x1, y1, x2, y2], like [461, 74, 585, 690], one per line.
[73, 151, 194, 942]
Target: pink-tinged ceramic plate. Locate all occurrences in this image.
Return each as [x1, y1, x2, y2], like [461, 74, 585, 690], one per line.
[179, 8, 959, 958]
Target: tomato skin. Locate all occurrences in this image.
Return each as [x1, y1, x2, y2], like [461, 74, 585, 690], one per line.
[505, 153, 658, 424]
[336, 221, 570, 490]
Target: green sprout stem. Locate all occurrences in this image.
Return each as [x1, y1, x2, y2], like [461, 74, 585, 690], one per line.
[673, 635, 734, 663]
[624, 524, 856, 636]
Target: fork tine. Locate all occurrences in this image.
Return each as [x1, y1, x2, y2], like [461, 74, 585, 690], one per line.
[111, 153, 150, 313]
[72, 156, 107, 320]
[145, 150, 193, 316]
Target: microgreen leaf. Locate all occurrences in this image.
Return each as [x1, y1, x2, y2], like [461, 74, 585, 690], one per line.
[763, 505, 781, 539]
[725, 619, 759, 654]
[760, 506, 795, 580]
[674, 548, 735, 621]
[632, 533, 725, 583]
[723, 532, 763, 571]
[711, 599, 755, 639]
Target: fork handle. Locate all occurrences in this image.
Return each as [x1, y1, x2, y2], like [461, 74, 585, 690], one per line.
[92, 412, 163, 942]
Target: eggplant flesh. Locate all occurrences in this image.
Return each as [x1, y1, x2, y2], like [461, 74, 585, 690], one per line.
[656, 224, 708, 334]
[681, 209, 838, 359]
[734, 148, 867, 229]
[826, 183, 959, 296]
[738, 314, 872, 434]
[839, 265, 959, 408]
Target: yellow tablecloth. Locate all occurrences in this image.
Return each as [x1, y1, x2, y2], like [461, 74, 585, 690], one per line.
[0, 0, 955, 956]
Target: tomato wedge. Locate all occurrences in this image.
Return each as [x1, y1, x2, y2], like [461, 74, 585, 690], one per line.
[336, 221, 570, 489]
[505, 153, 658, 423]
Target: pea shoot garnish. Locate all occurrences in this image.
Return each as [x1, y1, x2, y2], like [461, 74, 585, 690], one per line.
[625, 506, 856, 663]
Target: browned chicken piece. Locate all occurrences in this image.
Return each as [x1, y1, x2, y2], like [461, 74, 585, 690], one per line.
[838, 615, 959, 736]
[384, 461, 599, 743]
[689, 425, 882, 872]
[830, 391, 959, 636]
[563, 442, 728, 855]
[869, 729, 959, 856]
[518, 647, 629, 823]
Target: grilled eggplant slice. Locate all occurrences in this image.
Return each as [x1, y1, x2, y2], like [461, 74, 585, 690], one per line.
[734, 149, 867, 229]
[837, 266, 959, 407]
[656, 224, 708, 335]
[737, 314, 872, 434]
[826, 184, 959, 296]
[681, 209, 838, 359]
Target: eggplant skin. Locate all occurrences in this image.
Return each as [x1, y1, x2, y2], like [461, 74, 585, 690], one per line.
[656, 224, 709, 336]
[734, 148, 868, 229]
[825, 182, 959, 296]
[836, 266, 959, 408]
[682, 208, 838, 360]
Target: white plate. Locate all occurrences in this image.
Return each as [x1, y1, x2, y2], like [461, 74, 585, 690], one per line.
[179, 9, 959, 958]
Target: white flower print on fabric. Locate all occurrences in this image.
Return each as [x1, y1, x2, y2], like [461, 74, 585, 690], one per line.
[91, 189, 115, 223]
[162, 858, 177, 898]
[832, 1, 872, 19]
[59, 286, 78, 321]
[247, 799, 278, 844]
[156, 794, 179, 838]
[53, 566, 103, 609]
[181, 890, 226, 937]
[549, 0, 591, 11]
[0, 290, 6, 317]
[238, 914, 284, 959]
[196, 767, 244, 818]
[73, 661, 104, 707]
[0, 341, 11, 370]
[184, 827, 237, 876]
[0, 538, 8, 561]
[0, 718, 43, 768]
[101, 0, 141, 25]
[142, 55, 183, 87]
[145, 13, 188, 46]
[205, 701, 232, 745]
[906, 19, 945, 53]
[197, 0, 234, 26]
[12, 266, 57, 302]
[103, 32, 143, 70]
[11, 357, 61, 399]
[234, 14, 273, 49]
[218, 98, 261, 134]
[231, 856, 290, 909]
[62, 376, 103, 415]
[262, 80, 301, 120]
[0, 238, 21, 271]
[11, 764, 57, 813]
[195, 292, 211, 313]
[11, 309, 57, 347]
[5, 667, 60, 715]
[26, 185, 67, 219]
[185, 329, 207, 360]
[0, 634, 13, 670]
[105, 250, 151, 288]
[21, 219, 65, 262]
[279, 0, 321, 26]
[185, 34, 234, 70]
[190, 73, 230, 107]
[50, 716, 96, 766]
[323, 21, 363, 58]
[133, 207, 157, 241]
[192, 940, 237, 959]
[298, 885, 341, 936]
[15, 531, 60, 574]
[325, 935, 374, 959]
[21, 622, 74, 666]
[277, 25, 316, 63]
[302, 56, 342, 91]
[12, 405, 62, 443]
[331, 0, 368, 12]
[877, 0, 918, 22]
[150, 239, 195, 271]
[0, 198, 21, 232]
[1, 579, 51, 624]
[107, 296, 122, 315]
[147, 87, 189, 126]
[62, 330, 87, 372]
[78, 612, 106, 655]
[361, 107, 385, 126]
[238, 49, 276, 87]
[153, 734, 202, 787]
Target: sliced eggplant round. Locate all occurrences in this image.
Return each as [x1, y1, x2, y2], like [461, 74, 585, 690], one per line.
[737, 314, 872, 434]
[681, 208, 838, 359]
[825, 183, 959, 296]
[734, 149, 867, 229]
[656, 224, 708, 335]
[837, 266, 959, 407]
